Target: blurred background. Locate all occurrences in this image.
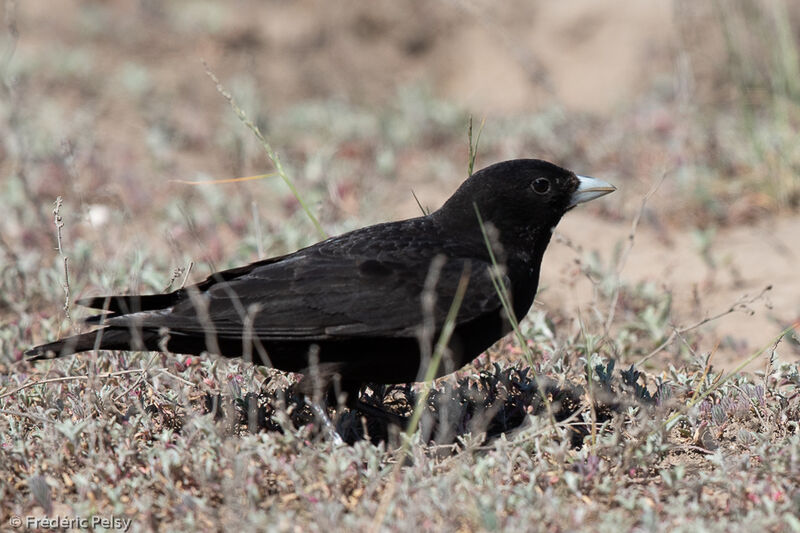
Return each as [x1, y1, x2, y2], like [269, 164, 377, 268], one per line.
[2, 0, 798, 368]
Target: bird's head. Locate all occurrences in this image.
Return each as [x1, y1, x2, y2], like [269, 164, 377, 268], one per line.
[434, 158, 615, 248]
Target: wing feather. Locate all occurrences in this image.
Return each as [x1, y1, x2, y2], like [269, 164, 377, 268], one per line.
[105, 231, 504, 340]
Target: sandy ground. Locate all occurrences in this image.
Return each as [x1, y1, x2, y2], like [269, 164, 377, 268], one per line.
[546, 211, 799, 370]
[15, 0, 681, 117]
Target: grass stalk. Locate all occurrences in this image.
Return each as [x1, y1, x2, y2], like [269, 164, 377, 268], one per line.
[202, 62, 327, 239]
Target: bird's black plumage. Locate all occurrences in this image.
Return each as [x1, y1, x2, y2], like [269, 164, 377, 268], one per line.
[26, 159, 614, 400]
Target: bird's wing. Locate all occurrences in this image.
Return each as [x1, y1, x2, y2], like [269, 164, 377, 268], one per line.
[106, 244, 505, 340]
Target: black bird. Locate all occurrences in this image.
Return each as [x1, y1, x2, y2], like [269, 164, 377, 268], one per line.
[27, 159, 614, 403]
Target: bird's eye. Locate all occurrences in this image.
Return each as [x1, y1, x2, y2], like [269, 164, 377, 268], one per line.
[532, 178, 550, 195]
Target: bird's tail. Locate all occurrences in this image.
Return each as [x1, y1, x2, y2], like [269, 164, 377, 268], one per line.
[25, 328, 158, 360]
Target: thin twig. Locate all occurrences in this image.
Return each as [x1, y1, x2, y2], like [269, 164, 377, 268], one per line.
[156, 369, 197, 387]
[180, 261, 194, 289]
[637, 285, 773, 367]
[0, 409, 52, 424]
[162, 261, 194, 293]
[53, 197, 73, 329]
[112, 352, 160, 402]
[603, 171, 667, 335]
[0, 369, 157, 400]
[163, 266, 185, 293]
[305, 399, 344, 446]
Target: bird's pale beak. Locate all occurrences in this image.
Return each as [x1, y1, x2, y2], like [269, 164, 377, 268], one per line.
[569, 175, 616, 208]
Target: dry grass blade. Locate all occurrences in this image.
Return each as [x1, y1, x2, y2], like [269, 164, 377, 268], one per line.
[473, 204, 533, 367]
[370, 263, 471, 532]
[467, 115, 486, 176]
[473, 205, 560, 431]
[202, 61, 327, 239]
[405, 264, 472, 437]
[169, 172, 279, 185]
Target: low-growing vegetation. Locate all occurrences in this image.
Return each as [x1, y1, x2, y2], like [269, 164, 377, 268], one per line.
[2, 1, 800, 531]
